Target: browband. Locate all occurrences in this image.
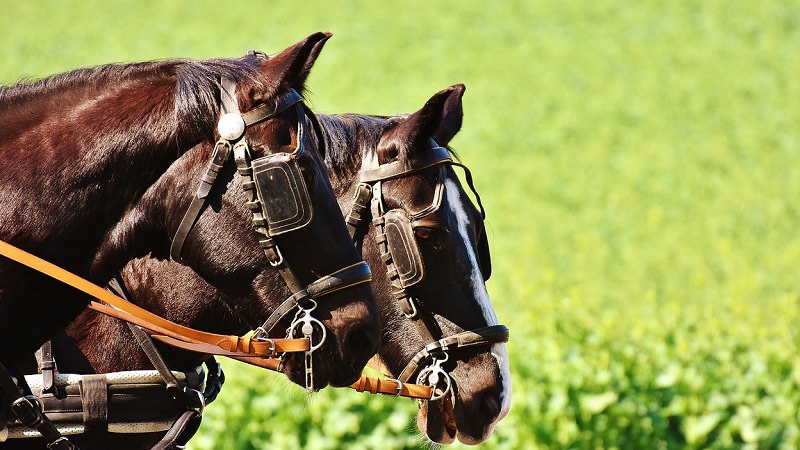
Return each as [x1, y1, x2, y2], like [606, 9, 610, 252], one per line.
[358, 146, 452, 183]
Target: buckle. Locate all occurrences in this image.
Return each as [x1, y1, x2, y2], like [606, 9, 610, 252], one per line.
[10, 395, 45, 428]
[380, 378, 404, 397]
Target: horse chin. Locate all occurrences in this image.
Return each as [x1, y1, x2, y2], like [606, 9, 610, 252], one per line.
[278, 355, 328, 392]
[417, 396, 457, 445]
[279, 352, 364, 391]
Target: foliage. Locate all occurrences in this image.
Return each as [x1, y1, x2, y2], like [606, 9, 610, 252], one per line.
[1, 0, 799, 448]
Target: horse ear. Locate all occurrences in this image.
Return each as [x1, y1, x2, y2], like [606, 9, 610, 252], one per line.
[432, 83, 465, 146]
[259, 32, 332, 95]
[394, 84, 465, 151]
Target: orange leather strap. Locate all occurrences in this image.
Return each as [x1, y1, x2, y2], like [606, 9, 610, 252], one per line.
[0, 240, 308, 357]
[230, 355, 434, 399]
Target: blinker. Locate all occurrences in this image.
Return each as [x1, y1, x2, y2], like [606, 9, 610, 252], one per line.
[252, 153, 314, 235]
[382, 209, 425, 287]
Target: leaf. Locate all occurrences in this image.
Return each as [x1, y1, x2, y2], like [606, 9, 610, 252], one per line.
[580, 391, 618, 415]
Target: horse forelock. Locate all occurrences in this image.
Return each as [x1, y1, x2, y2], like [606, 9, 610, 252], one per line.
[317, 114, 392, 192]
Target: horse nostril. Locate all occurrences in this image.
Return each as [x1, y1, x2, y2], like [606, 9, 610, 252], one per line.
[474, 390, 502, 420]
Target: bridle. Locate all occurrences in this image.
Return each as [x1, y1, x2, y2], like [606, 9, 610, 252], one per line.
[168, 77, 372, 392]
[345, 140, 509, 401]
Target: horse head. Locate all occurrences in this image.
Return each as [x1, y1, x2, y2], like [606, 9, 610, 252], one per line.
[359, 84, 511, 444]
[92, 33, 379, 390]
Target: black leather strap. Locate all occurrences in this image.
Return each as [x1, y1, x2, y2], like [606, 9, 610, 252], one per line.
[36, 341, 57, 395]
[151, 409, 202, 450]
[398, 325, 510, 382]
[0, 362, 78, 449]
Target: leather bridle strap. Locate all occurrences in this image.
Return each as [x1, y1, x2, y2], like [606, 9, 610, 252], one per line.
[228, 353, 435, 400]
[397, 325, 509, 383]
[255, 261, 372, 334]
[358, 145, 452, 183]
[0, 239, 308, 358]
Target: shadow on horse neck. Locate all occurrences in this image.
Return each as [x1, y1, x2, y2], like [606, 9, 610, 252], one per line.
[46, 85, 509, 449]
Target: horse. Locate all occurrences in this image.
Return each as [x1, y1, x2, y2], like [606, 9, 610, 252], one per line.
[10, 84, 510, 448]
[0, 32, 380, 419]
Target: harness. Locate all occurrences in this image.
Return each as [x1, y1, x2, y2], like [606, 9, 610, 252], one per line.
[345, 141, 509, 401]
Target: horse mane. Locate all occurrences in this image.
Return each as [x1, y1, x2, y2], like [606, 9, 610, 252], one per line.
[0, 55, 274, 138]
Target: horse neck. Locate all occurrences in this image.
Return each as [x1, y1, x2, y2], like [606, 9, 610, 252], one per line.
[64, 257, 233, 374]
[0, 68, 208, 273]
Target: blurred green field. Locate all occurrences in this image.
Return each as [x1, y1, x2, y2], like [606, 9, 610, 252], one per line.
[2, 0, 799, 448]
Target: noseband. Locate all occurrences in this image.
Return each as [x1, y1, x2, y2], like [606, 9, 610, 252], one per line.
[346, 142, 509, 401]
[169, 78, 372, 392]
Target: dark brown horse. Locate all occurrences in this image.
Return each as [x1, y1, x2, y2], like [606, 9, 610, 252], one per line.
[0, 33, 379, 397]
[11, 85, 509, 448]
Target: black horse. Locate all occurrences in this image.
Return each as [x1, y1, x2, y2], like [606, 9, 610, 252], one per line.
[9, 85, 510, 448]
[0, 33, 379, 402]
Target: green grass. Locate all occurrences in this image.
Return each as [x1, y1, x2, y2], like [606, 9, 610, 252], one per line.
[2, 0, 799, 448]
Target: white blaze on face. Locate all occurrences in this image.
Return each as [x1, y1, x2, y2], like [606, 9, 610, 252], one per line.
[445, 178, 512, 424]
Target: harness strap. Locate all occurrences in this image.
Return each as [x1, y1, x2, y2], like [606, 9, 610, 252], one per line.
[35, 341, 57, 395]
[0, 362, 78, 449]
[79, 374, 107, 433]
[170, 140, 234, 263]
[398, 325, 509, 383]
[107, 277, 206, 410]
[150, 409, 202, 450]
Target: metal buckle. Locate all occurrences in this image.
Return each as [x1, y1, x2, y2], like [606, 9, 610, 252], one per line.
[251, 326, 277, 356]
[402, 297, 419, 319]
[380, 378, 404, 397]
[10, 395, 45, 428]
[268, 245, 285, 267]
[255, 336, 277, 357]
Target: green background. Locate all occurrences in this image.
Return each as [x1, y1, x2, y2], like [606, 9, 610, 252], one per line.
[2, 1, 799, 448]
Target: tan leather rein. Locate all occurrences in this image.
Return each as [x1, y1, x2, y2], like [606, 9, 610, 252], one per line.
[0, 239, 308, 358]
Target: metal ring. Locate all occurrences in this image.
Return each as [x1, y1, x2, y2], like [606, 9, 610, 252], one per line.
[429, 375, 452, 401]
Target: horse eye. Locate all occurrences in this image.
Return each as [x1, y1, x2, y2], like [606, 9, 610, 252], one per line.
[414, 227, 437, 240]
